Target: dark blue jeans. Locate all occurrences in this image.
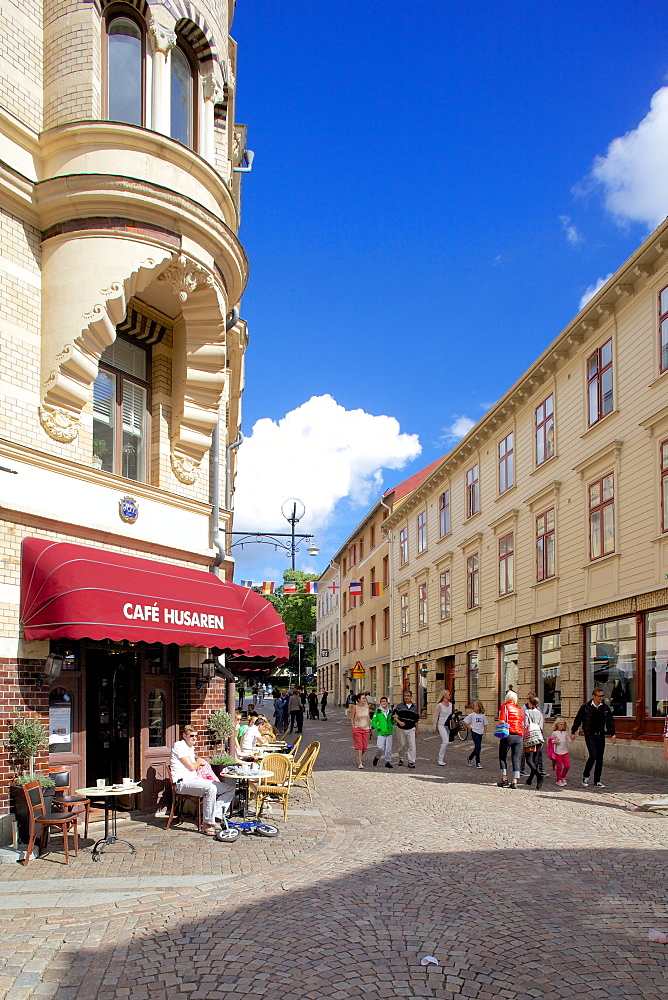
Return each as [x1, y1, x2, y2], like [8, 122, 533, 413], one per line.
[499, 734, 523, 779]
[468, 731, 483, 764]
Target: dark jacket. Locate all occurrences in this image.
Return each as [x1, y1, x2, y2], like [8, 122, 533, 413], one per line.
[393, 702, 420, 731]
[571, 700, 615, 738]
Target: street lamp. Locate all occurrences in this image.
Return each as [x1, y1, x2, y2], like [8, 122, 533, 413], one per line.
[225, 498, 319, 569]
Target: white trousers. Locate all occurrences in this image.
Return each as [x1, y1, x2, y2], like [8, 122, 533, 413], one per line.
[176, 776, 234, 826]
[375, 733, 393, 762]
[437, 722, 450, 763]
[396, 727, 416, 763]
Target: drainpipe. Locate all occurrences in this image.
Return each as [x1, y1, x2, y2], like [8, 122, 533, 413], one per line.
[211, 305, 240, 718]
[379, 498, 394, 703]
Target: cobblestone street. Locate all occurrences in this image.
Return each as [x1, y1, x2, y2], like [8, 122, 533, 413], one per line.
[0, 712, 666, 1000]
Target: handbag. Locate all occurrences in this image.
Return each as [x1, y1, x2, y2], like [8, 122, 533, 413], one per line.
[494, 707, 510, 739]
[523, 718, 544, 748]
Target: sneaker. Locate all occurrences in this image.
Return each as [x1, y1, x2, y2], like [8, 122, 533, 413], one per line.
[519, 771, 528, 777]
[466, 759, 474, 767]
[497, 780, 509, 787]
[384, 762, 393, 769]
[372, 757, 379, 767]
[476, 763, 483, 769]
[556, 780, 565, 787]
[508, 783, 517, 789]
[407, 762, 415, 769]
[437, 761, 446, 766]
[525, 777, 533, 786]
[398, 759, 404, 766]
[595, 782, 606, 788]
[582, 778, 589, 787]
[358, 763, 364, 769]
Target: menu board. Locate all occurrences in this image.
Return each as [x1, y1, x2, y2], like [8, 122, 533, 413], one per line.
[49, 704, 72, 749]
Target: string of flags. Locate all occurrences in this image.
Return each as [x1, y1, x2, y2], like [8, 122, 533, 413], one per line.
[239, 579, 384, 596]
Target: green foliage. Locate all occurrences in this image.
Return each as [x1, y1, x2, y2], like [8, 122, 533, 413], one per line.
[14, 772, 55, 788]
[5, 716, 49, 769]
[268, 570, 318, 676]
[208, 709, 235, 747]
[210, 752, 236, 767]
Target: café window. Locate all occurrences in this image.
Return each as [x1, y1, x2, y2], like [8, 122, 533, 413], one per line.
[646, 610, 668, 719]
[49, 687, 73, 754]
[93, 337, 149, 482]
[106, 13, 145, 126]
[537, 633, 561, 718]
[500, 641, 518, 698]
[586, 616, 636, 717]
[468, 651, 479, 704]
[147, 689, 167, 748]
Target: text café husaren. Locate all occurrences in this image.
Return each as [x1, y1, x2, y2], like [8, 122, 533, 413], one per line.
[6, 537, 287, 821]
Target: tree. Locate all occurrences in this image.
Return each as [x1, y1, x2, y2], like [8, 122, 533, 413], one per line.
[267, 570, 318, 682]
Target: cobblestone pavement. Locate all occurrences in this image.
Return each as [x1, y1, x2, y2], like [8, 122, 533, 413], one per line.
[0, 713, 666, 1000]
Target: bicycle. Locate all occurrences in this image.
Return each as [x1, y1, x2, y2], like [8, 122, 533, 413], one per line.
[448, 710, 469, 742]
[215, 814, 280, 844]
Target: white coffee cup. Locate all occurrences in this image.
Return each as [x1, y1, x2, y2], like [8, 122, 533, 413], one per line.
[122, 777, 133, 786]
[96, 778, 106, 788]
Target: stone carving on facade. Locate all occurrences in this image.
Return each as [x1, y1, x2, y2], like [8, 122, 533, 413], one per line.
[148, 21, 177, 55]
[170, 451, 202, 485]
[203, 74, 226, 106]
[38, 403, 81, 443]
[157, 253, 214, 302]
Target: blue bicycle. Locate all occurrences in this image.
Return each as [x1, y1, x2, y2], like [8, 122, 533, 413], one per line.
[215, 815, 279, 843]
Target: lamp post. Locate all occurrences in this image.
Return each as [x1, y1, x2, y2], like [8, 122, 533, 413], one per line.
[225, 497, 319, 568]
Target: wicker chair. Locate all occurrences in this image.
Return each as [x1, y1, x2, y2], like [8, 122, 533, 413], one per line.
[253, 753, 293, 821]
[21, 780, 79, 866]
[284, 734, 302, 757]
[292, 741, 320, 802]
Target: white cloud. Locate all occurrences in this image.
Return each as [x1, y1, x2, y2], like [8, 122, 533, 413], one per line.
[233, 395, 422, 538]
[588, 86, 668, 228]
[441, 415, 475, 445]
[579, 272, 613, 311]
[559, 214, 583, 246]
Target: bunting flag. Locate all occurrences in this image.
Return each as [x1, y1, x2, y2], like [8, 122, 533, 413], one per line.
[349, 581, 362, 595]
[297, 634, 304, 642]
[283, 582, 298, 595]
[305, 581, 318, 594]
[261, 581, 275, 595]
[240, 579, 253, 588]
[371, 582, 383, 597]
[327, 582, 340, 594]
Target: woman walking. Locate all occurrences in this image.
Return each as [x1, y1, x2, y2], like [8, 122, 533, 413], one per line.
[464, 701, 488, 768]
[432, 689, 453, 766]
[550, 717, 572, 786]
[497, 690, 524, 789]
[350, 692, 372, 769]
[523, 696, 545, 789]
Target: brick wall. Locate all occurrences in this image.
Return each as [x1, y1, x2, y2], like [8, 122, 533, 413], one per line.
[44, 1, 100, 128]
[0, 659, 49, 816]
[0, 0, 42, 131]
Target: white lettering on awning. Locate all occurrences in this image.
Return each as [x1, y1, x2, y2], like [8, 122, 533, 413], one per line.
[122, 603, 224, 630]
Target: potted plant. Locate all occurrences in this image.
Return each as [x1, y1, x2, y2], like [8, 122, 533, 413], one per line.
[208, 709, 235, 750]
[92, 438, 107, 469]
[5, 716, 55, 843]
[209, 752, 236, 779]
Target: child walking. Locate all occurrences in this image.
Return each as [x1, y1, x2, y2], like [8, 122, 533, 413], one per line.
[550, 717, 572, 786]
[463, 701, 488, 768]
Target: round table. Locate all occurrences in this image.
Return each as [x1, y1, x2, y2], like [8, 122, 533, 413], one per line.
[75, 785, 142, 861]
[221, 768, 274, 817]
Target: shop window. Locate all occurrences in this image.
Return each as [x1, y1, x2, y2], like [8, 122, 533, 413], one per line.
[498, 432, 514, 493]
[586, 616, 636, 717]
[49, 687, 73, 753]
[147, 689, 167, 747]
[661, 440, 668, 533]
[439, 569, 451, 620]
[537, 633, 561, 718]
[468, 651, 479, 704]
[589, 473, 615, 560]
[535, 394, 554, 466]
[418, 582, 427, 627]
[417, 511, 427, 553]
[439, 489, 451, 537]
[399, 527, 408, 565]
[466, 552, 479, 609]
[587, 338, 614, 426]
[500, 641, 518, 697]
[400, 592, 409, 634]
[645, 610, 668, 719]
[106, 13, 145, 126]
[498, 531, 514, 596]
[660, 286, 668, 373]
[466, 464, 479, 518]
[93, 337, 149, 482]
[536, 508, 555, 581]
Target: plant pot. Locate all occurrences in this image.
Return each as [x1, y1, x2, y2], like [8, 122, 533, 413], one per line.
[211, 764, 229, 779]
[10, 784, 56, 844]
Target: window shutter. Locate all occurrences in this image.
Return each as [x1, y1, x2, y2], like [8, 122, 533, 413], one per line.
[122, 382, 146, 436]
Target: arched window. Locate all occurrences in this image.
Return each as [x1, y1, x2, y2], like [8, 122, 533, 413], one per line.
[106, 12, 145, 126]
[171, 42, 196, 148]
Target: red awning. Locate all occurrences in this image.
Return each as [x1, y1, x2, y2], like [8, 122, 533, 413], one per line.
[20, 537, 288, 663]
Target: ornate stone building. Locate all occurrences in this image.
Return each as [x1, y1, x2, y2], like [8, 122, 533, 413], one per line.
[0, 0, 286, 841]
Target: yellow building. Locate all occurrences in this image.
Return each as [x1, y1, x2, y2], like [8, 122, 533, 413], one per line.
[383, 219, 668, 775]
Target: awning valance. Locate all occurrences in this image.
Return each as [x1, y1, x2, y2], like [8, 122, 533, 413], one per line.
[20, 538, 288, 663]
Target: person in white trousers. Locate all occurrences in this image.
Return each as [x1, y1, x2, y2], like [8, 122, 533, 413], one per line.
[432, 690, 453, 765]
[170, 726, 234, 835]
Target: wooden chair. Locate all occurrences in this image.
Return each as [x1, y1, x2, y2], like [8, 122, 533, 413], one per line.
[21, 780, 78, 866]
[292, 741, 320, 802]
[166, 775, 203, 831]
[48, 767, 90, 839]
[253, 753, 293, 822]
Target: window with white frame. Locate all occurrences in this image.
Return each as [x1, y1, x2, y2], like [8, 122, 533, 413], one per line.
[498, 531, 514, 596]
[587, 339, 614, 426]
[468, 651, 479, 703]
[439, 569, 451, 620]
[498, 433, 514, 493]
[466, 552, 479, 609]
[466, 464, 479, 518]
[536, 508, 555, 581]
[399, 527, 408, 565]
[535, 394, 554, 466]
[417, 511, 427, 553]
[662, 440, 668, 534]
[439, 490, 451, 537]
[400, 592, 409, 634]
[93, 337, 149, 482]
[589, 473, 615, 560]
[418, 582, 427, 627]
[660, 286, 668, 374]
[106, 12, 145, 126]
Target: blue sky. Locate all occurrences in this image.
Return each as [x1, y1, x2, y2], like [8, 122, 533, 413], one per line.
[229, 0, 668, 585]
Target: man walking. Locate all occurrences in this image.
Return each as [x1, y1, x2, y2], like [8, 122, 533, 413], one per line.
[237, 682, 245, 710]
[393, 690, 420, 768]
[320, 689, 328, 721]
[288, 688, 303, 734]
[571, 687, 616, 787]
[371, 696, 394, 768]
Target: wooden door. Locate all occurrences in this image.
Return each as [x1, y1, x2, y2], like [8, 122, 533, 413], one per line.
[48, 671, 84, 793]
[443, 656, 456, 707]
[140, 645, 177, 814]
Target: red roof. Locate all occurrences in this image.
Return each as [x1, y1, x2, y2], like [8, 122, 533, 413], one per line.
[385, 455, 446, 504]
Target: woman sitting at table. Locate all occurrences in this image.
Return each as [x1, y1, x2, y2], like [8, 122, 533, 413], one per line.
[170, 726, 235, 836]
[239, 715, 271, 754]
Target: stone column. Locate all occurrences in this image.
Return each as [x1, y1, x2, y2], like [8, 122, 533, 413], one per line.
[149, 22, 176, 137]
[202, 75, 226, 165]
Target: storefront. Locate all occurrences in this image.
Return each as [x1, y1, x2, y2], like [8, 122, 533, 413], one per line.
[16, 537, 288, 813]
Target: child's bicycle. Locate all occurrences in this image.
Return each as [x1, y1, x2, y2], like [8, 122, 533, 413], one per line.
[215, 813, 280, 844]
[449, 710, 469, 741]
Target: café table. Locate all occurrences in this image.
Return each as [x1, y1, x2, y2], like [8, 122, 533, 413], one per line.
[221, 767, 274, 817]
[75, 784, 142, 861]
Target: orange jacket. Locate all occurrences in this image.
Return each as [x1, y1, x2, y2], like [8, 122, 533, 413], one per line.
[499, 701, 524, 736]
